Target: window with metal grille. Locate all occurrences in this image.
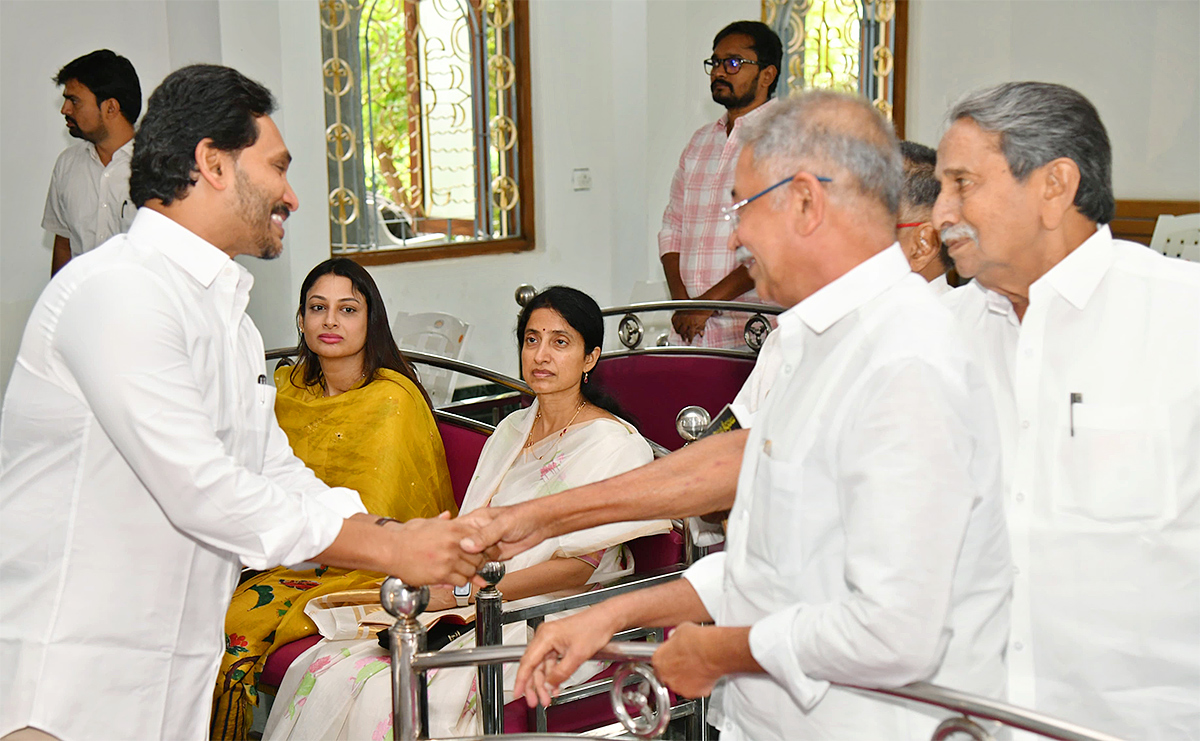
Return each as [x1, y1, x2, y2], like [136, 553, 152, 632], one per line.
[320, 0, 534, 264]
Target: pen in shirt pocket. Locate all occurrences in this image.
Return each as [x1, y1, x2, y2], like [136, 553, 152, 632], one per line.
[257, 373, 272, 405]
[1069, 392, 1082, 436]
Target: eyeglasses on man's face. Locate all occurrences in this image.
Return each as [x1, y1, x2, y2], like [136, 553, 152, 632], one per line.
[704, 56, 763, 76]
[721, 173, 833, 230]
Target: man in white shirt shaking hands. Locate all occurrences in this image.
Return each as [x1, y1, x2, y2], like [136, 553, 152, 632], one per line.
[464, 91, 1012, 740]
[0, 65, 491, 740]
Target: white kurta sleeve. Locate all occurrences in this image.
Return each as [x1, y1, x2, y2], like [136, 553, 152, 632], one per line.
[681, 551, 726, 619]
[41, 152, 70, 239]
[54, 265, 357, 570]
[747, 358, 983, 710]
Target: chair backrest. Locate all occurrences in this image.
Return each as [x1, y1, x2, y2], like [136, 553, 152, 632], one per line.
[627, 529, 685, 574]
[1149, 212, 1200, 262]
[591, 352, 756, 450]
[392, 312, 471, 406]
[435, 417, 490, 508]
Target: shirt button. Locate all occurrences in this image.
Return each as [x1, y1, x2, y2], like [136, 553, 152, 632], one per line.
[1016, 492, 1026, 503]
[1023, 348, 1033, 358]
[1013, 641, 1024, 651]
[1021, 420, 1030, 429]
[1013, 565, 1020, 575]
[783, 365, 793, 374]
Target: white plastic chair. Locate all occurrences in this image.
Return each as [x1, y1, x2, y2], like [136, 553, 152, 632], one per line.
[391, 311, 471, 406]
[1149, 213, 1200, 262]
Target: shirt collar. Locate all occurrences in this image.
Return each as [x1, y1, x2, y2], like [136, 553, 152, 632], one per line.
[790, 243, 912, 334]
[718, 97, 778, 135]
[86, 138, 135, 165]
[126, 208, 242, 290]
[1033, 224, 1113, 310]
[112, 138, 134, 162]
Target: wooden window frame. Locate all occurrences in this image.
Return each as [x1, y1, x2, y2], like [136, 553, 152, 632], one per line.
[323, 0, 536, 267]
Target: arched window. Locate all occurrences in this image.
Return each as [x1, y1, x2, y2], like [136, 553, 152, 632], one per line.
[763, 0, 908, 135]
[320, 0, 534, 264]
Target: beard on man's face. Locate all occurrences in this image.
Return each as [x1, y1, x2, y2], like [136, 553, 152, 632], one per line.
[710, 73, 759, 110]
[234, 167, 286, 260]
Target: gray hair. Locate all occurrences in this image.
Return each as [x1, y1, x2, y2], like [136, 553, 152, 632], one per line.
[946, 82, 1113, 224]
[741, 90, 903, 216]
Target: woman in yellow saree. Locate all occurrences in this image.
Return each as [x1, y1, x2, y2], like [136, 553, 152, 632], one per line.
[210, 258, 456, 739]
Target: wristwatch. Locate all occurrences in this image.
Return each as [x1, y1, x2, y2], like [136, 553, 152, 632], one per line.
[453, 583, 472, 607]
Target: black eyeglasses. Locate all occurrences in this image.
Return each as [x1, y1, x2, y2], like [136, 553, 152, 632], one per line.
[704, 56, 762, 75]
[721, 173, 833, 230]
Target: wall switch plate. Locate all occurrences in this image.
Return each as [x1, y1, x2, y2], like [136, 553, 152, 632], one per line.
[572, 168, 592, 191]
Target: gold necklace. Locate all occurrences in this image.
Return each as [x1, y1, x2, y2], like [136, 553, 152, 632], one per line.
[524, 399, 588, 459]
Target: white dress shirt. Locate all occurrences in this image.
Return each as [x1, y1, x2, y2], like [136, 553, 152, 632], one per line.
[0, 209, 365, 739]
[943, 225, 1200, 739]
[926, 272, 952, 296]
[41, 139, 135, 255]
[732, 270, 955, 422]
[684, 245, 1012, 740]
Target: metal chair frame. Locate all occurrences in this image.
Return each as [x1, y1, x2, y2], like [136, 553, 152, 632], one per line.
[381, 579, 1125, 741]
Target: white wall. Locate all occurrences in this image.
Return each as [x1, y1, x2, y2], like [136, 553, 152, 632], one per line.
[0, 1, 175, 395]
[907, 0, 1200, 200]
[3, 0, 1197, 397]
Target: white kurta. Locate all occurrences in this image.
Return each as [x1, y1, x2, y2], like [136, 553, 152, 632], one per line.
[685, 245, 1012, 740]
[943, 225, 1200, 738]
[41, 139, 135, 255]
[0, 208, 364, 739]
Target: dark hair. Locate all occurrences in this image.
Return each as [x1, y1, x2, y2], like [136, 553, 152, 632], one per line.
[898, 140, 939, 211]
[898, 141, 948, 271]
[55, 49, 141, 125]
[129, 64, 275, 208]
[713, 21, 783, 98]
[291, 258, 432, 408]
[947, 81, 1114, 224]
[515, 286, 630, 422]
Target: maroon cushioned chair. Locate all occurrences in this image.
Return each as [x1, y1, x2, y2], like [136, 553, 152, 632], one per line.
[591, 352, 755, 451]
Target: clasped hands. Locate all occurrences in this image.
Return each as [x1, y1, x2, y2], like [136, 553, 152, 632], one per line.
[378, 501, 546, 594]
[672, 309, 715, 344]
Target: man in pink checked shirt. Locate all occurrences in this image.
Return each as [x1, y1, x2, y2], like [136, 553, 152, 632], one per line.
[659, 20, 781, 348]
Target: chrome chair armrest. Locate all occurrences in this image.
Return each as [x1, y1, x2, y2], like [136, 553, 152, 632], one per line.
[499, 567, 685, 626]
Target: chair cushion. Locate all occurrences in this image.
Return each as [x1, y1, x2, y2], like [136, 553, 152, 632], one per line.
[260, 634, 322, 689]
[592, 353, 755, 451]
[437, 419, 490, 508]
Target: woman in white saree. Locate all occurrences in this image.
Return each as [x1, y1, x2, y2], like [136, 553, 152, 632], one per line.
[264, 287, 670, 740]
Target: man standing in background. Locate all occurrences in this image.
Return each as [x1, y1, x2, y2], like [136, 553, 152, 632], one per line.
[42, 49, 140, 275]
[659, 21, 780, 347]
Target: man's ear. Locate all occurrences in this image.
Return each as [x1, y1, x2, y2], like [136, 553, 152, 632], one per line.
[1039, 157, 1081, 230]
[789, 170, 826, 237]
[101, 98, 121, 122]
[759, 65, 778, 96]
[195, 138, 233, 192]
[913, 223, 941, 269]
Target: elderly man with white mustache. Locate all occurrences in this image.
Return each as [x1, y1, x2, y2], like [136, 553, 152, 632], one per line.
[934, 81, 1200, 739]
